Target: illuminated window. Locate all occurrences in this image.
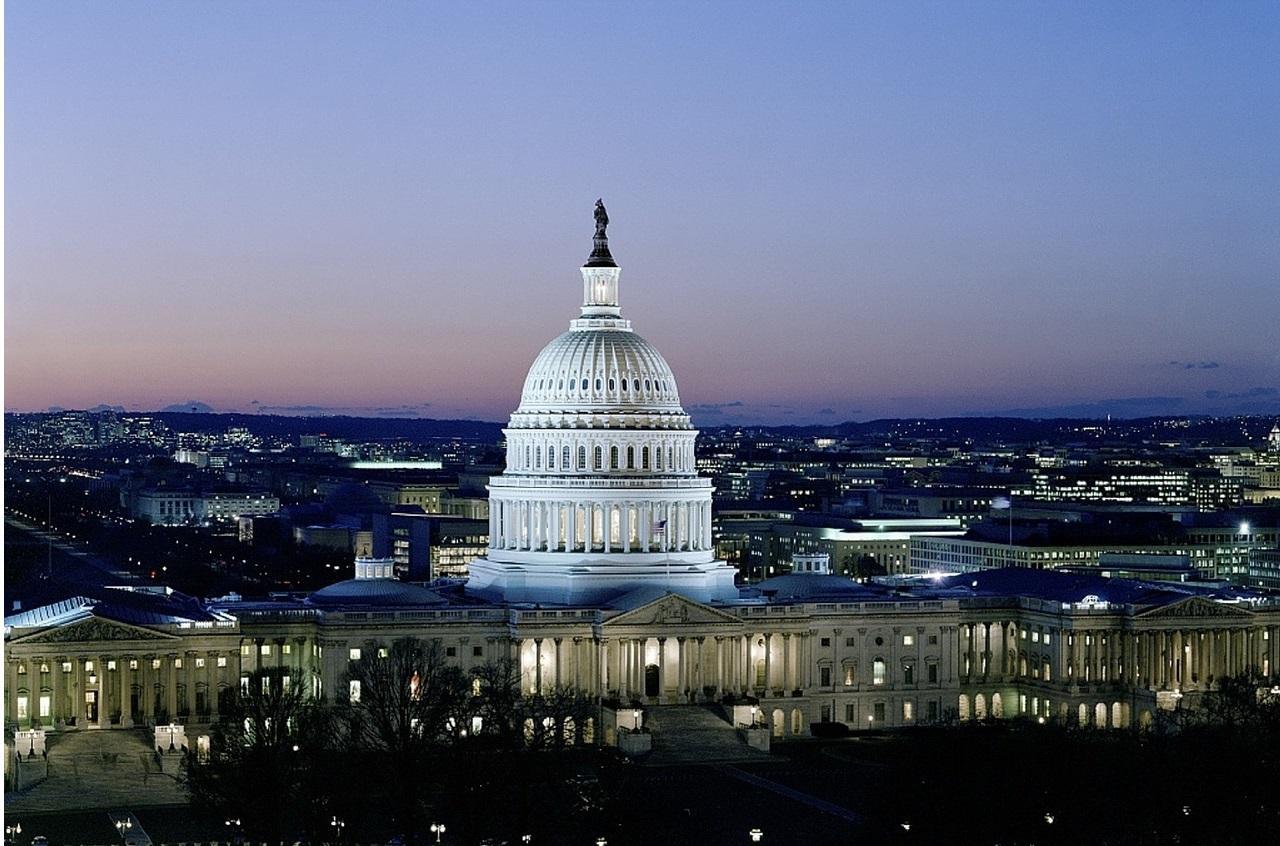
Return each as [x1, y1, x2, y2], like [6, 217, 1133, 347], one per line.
[217, 657, 227, 668]
[903, 635, 915, 647]
[240, 676, 250, 694]
[129, 660, 138, 670]
[175, 659, 183, 669]
[17, 664, 27, 675]
[195, 658, 206, 668]
[873, 659, 886, 685]
[378, 647, 388, 659]
[903, 701, 914, 721]
[61, 662, 71, 673]
[282, 644, 292, 655]
[17, 696, 29, 720]
[152, 659, 161, 669]
[349, 648, 362, 661]
[282, 675, 291, 692]
[260, 643, 271, 656]
[39, 695, 51, 718]
[84, 661, 94, 672]
[844, 666, 854, 686]
[241, 644, 251, 657]
[349, 680, 361, 703]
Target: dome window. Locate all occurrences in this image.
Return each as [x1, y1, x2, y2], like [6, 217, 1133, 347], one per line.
[595, 378, 602, 391]
[594, 446, 603, 471]
[633, 379, 640, 391]
[621, 379, 628, 392]
[581, 379, 589, 391]
[610, 446, 619, 470]
[642, 446, 650, 470]
[563, 446, 571, 469]
[627, 446, 635, 470]
[547, 447, 554, 469]
[645, 379, 651, 391]
[609, 378, 616, 391]
[579, 446, 587, 470]
[558, 379, 564, 390]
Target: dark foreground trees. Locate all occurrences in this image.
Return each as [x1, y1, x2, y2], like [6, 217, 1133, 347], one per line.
[185, 638, 623, 844]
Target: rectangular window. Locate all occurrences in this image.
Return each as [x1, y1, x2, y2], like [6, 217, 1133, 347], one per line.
[217, 656, 227, 668]
[260, 644, 271, 656]
[446, 646, 458, 657]
[845, 703, 856, 722]
[282, 675, 291, 692]
[873, 660, 886, 685]
[261, 677, 270, 694]
[129, 660, 138, 670]
[473, 646, 484, 657]
[903, 664, 915, 685]
[378, 647, 388, 659]
[927, 663, 938, 683]
[174, 659, 183, 669]
[1044, 633, 1051, 646]
[928, 635, 938, 645]
[195, 658, 206, 668]
[873, 702, 885, 722]
[84, 661, 94, 672]
[152, 659, 161, 670]
[241, 676, 250, 695]
[282, 644, 292, 655]
[820, 637, 831, 648]
[17, 696, 29, 720]
[241, 644, 251, 656]
[61, 662, 72, 673]
[349, 680, 361, 703]
[107, 660, 117, 671]
[903, 701, 914, 721]
[39, 694, 51, 718]
[844, 637, 856, 647]
[820, 666, 831, 687]
[902, 634, 914, 647]
[349, 648, 362, 661]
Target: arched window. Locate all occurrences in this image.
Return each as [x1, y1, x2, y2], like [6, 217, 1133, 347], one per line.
[594, 446, 603, 471]
[633, 379, 640, 391]
[609, 378, 616, 391]
[535, 447, 541, 469]
[581, 378, 588, 390]
[668, 447, 675, 470]
[656, 448, 663, 471]
[621, 378, 627, 392]
[525, 445, 531, 468]
[645, 379, 651, 391]
[595, 378, 602, 391]
[546, 447, 554, 470]
[626, 446, 635, 469]
[610, 446, 619, 470]
[563, 446, 571, 469]
[642, 446, 650, 469]
[578, 446, 586, 469]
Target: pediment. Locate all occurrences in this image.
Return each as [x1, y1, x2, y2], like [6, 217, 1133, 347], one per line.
[605, 593, 743, 628]
[1138, 596, 1254, 621]
[11, 616, 178, 645]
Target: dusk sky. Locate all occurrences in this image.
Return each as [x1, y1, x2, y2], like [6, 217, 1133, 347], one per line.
[6, 2, 1279, 425]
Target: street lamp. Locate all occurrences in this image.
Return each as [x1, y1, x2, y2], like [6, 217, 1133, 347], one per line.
[1044, 812, 1055, 825]
[114, 818, 133, 841]
[430, 822, 447, 844]
[749, 828, 764, 842]
[596, 839, 608, 846]
[330, 817, 345, 840]
[5, 823, 21, 844]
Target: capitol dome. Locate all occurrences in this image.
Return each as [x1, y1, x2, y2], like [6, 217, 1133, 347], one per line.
[465, 200, 739, 606]
[512, 327, 686, 424]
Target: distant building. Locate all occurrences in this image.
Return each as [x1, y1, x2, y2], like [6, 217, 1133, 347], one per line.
[133, 487, 279, 526]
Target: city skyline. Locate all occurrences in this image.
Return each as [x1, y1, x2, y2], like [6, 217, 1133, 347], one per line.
[6, 2, 1280, 424]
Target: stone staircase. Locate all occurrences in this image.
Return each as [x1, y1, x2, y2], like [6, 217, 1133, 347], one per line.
[642, 705, 772, 766]
[4, 730, 188, 813]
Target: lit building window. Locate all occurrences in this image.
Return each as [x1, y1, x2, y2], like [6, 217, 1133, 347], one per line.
[129, 660, 138, 670]
[349, 680, 361, 702]
[175, 659, 183, 669]
[282, 644, 292, 655]
[84, 661, 94, 672]
[873, 659, 886, 685]
[241, 645, 251, 657]
[903, 634, 914, 646]
[903, 701, 914, 721]
[349, 648, 362, 661]
[195, 658, 206, 668]
[217, 657, 227, 668]
[152, 659, 161, 670]
[260, 644, 271, 656]
[61, 662, 71, 673]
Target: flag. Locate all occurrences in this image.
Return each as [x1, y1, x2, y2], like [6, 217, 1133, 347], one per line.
[652, 519, 667, 535]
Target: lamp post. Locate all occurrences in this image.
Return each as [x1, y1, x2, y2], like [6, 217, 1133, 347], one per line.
[749, 828, 764, 842]
[430, 822, 447, 844]
[5, 823, 21, 845]
[113, 819, 133, 842]
[330, 816, 346, 842]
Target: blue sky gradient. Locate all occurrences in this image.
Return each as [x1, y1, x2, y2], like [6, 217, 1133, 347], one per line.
[6, 2, 1279, 423]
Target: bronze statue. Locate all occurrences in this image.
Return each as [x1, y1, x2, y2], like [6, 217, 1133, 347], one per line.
[594, 199, 609, 239]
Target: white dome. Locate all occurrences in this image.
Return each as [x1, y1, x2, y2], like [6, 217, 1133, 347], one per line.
[514, 325, 684, 418]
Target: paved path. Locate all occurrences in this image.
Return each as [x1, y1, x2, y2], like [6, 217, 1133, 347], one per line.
[4, 729, 188, 813]
[714, 764, 864, 824]
[643, 705, 773, 766]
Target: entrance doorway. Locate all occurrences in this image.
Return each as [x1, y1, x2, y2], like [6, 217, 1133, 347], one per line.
[84, 690, 98, 723]
[645, 664, 659, 697]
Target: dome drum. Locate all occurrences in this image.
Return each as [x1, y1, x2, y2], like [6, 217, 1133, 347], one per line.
[503, 429, 698, 475]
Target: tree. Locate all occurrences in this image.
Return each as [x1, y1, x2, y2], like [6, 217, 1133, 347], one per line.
[342, 636, 470, 840]
[183, 668, 337, 843]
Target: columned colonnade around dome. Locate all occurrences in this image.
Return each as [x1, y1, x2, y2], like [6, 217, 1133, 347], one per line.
[489, 496, 713, 553]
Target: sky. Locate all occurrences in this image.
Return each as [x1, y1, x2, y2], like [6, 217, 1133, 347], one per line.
[6, 2, 1279, 425]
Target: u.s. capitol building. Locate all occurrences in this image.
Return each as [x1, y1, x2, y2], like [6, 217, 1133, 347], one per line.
[6, 205, 1279, 749]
